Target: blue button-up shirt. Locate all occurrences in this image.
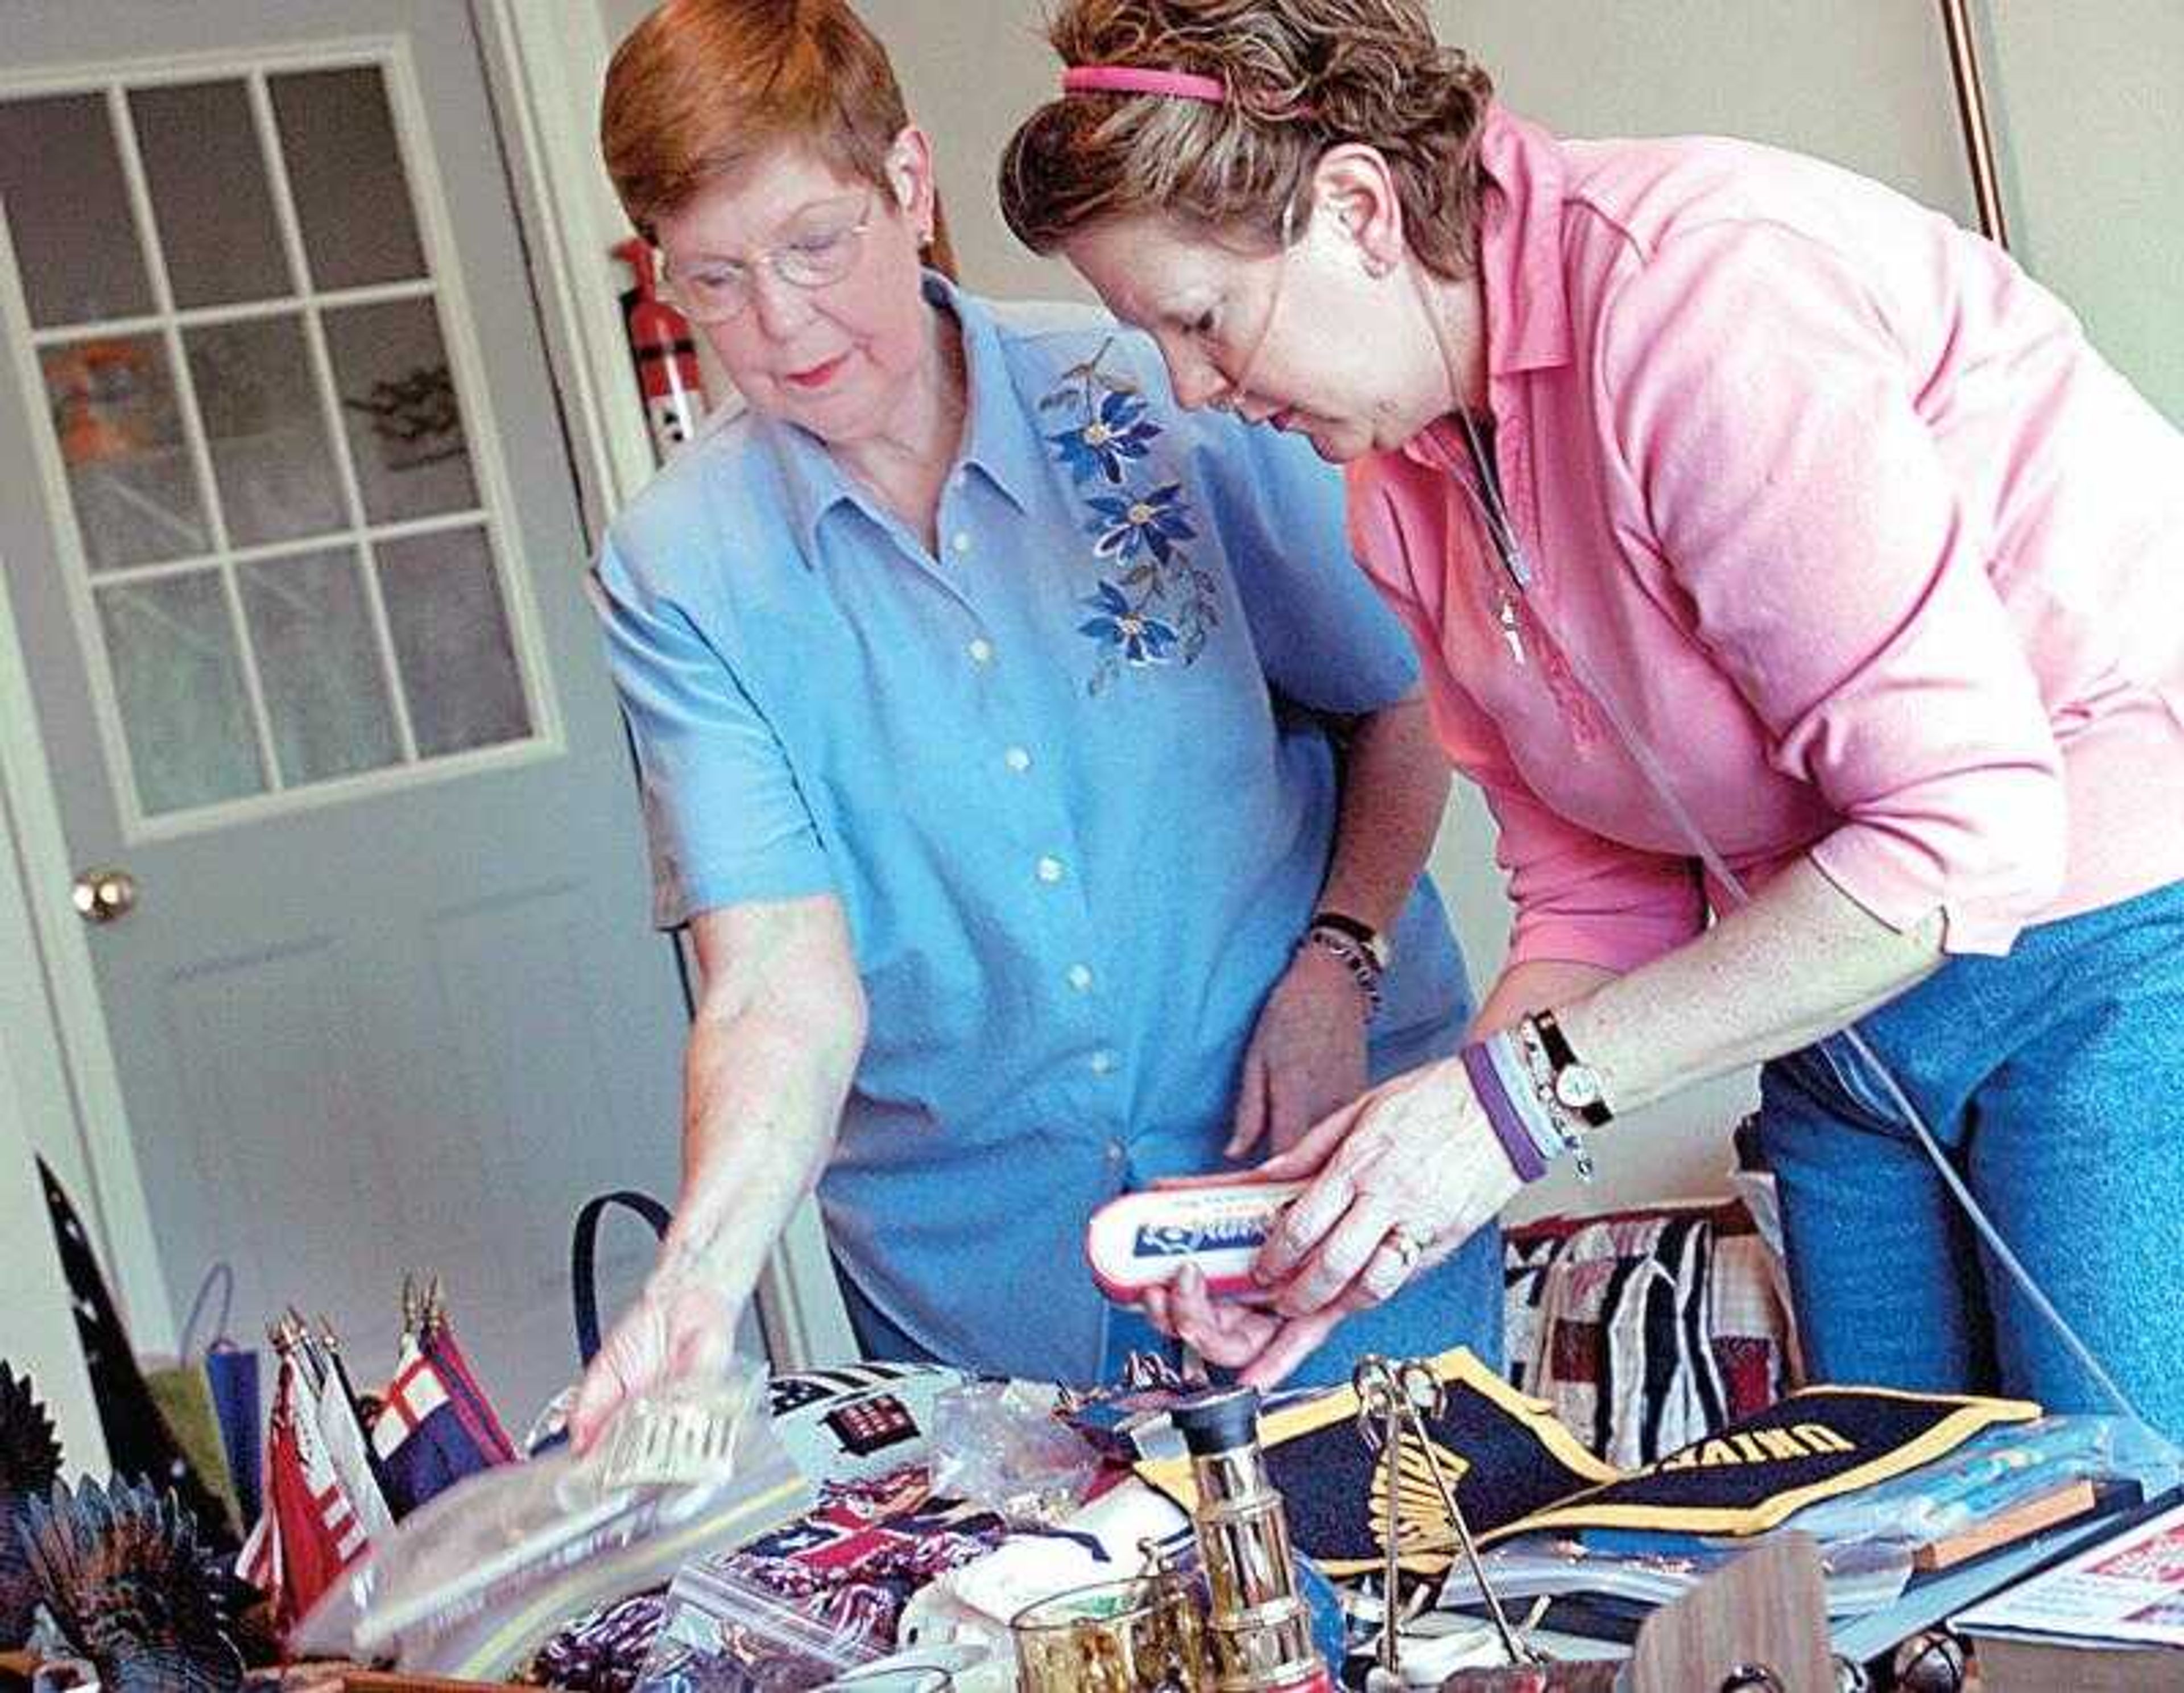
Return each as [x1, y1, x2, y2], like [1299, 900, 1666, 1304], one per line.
[595, 276, 1472, 1381]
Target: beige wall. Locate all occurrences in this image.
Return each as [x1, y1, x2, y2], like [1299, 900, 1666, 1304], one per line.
[592, 0, 2182, 1210]
[1983, 0, 2184, 424]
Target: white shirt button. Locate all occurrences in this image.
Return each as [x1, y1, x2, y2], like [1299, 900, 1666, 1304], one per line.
[1089, 1048, 1117, 1076]
[1066, 963, 1094, 992]
[967, 637, 993, 666]
[1036, 856, 1065, 885]
[1004, 746, 1032, 774]
[951, 531, 973, 555]
[1106, 1139, 1126, 1165]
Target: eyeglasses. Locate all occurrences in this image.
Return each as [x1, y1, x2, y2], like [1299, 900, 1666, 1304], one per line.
[661, 193, 874, 324]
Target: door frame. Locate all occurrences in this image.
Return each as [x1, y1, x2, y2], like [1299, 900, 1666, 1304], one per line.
[0, 0, 851, 1372]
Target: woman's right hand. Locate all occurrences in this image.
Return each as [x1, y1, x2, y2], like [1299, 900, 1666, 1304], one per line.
[566, 1268, 739, 1452]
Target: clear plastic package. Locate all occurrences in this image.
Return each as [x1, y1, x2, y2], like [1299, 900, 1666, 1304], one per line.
[632, 1557, 883, 1692]
[336, 1356, 813, 1682]
[925, 1381, 1102, 1523]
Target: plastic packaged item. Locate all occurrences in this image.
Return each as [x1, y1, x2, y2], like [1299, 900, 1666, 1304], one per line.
[925, 1381, 1103, 1524]
[1085, 1182, 1305, 1304]
[1779, 1415, 2179, 1550]
[336, 1355, 812, 1682]
[1429, 1534, 1914, 1619]
[632, 1556, 883, 1692]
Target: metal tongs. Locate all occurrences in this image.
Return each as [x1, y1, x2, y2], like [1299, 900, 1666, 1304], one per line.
[1352, 1354, 1538, 1684]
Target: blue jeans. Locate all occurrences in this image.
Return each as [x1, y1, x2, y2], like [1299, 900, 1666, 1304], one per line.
[1754, 877, 2184, 1442]
[841, 1223, 1504, 1391]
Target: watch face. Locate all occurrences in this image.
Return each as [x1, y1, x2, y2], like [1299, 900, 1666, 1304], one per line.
[1554, 1064, 1604, 1110]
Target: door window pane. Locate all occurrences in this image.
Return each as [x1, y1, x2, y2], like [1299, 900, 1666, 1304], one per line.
[96, 568, 265, 814]
[270, 67, 425, 291]
[185, 315, 344, 547]
[129, 80, 291, 310]
[324, 299, 478, 522]
[42, 334, 211, 570]
[240, 547, 400, 785]
[0, 93, 154, 327]
[374, 527, 530, 757]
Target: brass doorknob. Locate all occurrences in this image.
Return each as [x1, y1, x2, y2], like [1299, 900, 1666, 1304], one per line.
[71, 868, 138, 924]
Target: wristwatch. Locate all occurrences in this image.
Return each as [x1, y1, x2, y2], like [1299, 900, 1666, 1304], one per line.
[1309, 909, 1390, 972]
[1525, 1007, 1614, 1128]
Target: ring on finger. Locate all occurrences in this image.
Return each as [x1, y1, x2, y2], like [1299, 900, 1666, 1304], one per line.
[1383, 1222, 1429, 1274]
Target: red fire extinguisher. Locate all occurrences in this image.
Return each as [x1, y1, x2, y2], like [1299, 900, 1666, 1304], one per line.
[615, 237, 707, 463]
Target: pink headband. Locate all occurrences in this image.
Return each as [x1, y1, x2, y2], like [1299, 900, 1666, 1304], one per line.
[1061, 65, 1227, 104]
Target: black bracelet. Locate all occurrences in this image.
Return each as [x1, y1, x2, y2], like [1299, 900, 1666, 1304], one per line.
[1303, 925, 1383, 1017]
[1309, 908, 1389, 969]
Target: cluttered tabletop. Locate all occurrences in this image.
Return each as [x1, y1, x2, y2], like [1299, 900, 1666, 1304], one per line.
[6, 1199, 2181, 1693]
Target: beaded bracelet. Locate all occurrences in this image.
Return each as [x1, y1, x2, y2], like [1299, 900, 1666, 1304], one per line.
[1302, 923, 1384, 1017]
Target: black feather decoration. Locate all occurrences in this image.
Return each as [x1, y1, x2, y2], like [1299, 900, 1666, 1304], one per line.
[0, 1362, 65, 1647]
[23, 1477, 245, 1693]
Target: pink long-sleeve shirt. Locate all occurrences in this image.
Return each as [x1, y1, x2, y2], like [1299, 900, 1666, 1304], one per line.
[1350, 110, 2184, 972]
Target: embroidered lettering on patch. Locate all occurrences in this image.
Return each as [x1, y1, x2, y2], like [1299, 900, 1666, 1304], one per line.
[1652, 1422, 1856, 1472]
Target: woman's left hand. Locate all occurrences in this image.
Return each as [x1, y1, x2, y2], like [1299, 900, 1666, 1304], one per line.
[1151, 1055, 1522, 1385]
[1226, 943, 1371, 1159]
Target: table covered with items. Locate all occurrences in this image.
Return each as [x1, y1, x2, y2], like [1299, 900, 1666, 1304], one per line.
[6, 1184, 2184, 1692]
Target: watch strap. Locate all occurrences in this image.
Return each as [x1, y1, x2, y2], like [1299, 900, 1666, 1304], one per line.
[1528, 1007, 1614, 1128]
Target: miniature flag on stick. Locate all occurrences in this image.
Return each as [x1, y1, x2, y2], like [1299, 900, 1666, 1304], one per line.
[250, 1318, 375, 1626]
[369, 1274, 517, 1520]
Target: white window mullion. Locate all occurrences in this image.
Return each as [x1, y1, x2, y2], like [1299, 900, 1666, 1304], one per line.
[28, 282, 437, 349]
[213, 559, 284, 794]
[104, 84, 232, 560]
[107, 82, 282, 794]
[247, 67, 419, 765]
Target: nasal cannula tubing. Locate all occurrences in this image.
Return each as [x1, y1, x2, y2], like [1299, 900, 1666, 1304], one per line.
[1214, 200, 2148, 1436]
[1433, 403, 2150, 1435]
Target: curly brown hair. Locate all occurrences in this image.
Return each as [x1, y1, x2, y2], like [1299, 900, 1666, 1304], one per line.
[999, 0, 1494, 276]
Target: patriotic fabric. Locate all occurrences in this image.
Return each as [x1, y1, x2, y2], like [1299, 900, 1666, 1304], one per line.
[368, 1278, 518, 1521]
[250, 1349, 373, 1626]
[712, 1465, 1011, 1656]
[313, 1345, 393, 1543]
[370, 1327, 516, 1519]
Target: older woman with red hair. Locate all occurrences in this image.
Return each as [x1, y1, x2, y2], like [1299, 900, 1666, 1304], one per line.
[570, 0, 1497, 1444]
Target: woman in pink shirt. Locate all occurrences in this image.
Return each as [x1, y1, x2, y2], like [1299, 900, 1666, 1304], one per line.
[1001, 0, 2184, 1436]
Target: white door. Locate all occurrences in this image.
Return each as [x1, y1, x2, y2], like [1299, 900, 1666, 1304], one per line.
[0, 0, 686, 1426]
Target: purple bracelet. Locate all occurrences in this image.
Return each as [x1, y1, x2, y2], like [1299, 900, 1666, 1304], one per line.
[1461, 1039, 1550, 1183]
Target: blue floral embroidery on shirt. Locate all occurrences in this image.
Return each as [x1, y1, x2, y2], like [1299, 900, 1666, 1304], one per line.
[1040, 341, 1221, 695]
[1047, 387, 1159, 485]
[1078, 579, 1181, 667]
[1086, 482, 1196, 564]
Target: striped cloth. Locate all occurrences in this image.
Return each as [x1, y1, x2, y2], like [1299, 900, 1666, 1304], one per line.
[1501, 1199, 1793, 1471]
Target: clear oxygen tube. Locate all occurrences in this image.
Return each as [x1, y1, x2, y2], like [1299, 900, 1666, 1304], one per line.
[1211, 197, 2155, 1441]
[1428, 406, 2156, 1437]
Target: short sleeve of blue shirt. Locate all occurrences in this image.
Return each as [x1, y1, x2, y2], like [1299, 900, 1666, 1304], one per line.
[593, 493, 835, 927]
